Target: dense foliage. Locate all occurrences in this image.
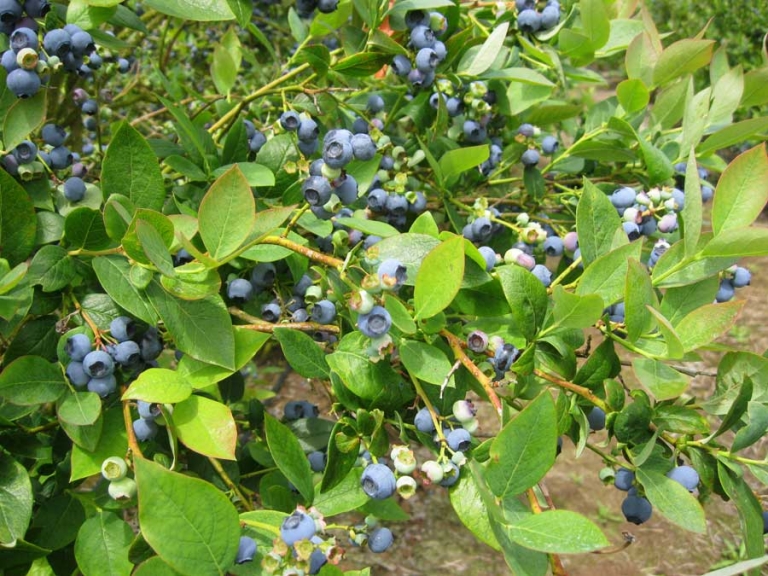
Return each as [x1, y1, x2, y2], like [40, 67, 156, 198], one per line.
[1, 0, 768, 575]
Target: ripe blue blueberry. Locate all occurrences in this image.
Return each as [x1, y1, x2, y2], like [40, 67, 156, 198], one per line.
[385, 193, 409, 216]
[410, 25, 435, 49]
[541, 4, 560, 29]
[12, 140, 36, 164]
[587, 407, 606, 431]
[6, 68, 40, 98]
[611, 187, 636, 208]
[114, 340, 141, 367]
[608, 302, 626, 322]
[63, 177, 86, 202]
[297, 118, 319, 142]
[43, 29, 71, 57]
[140, 328, 163, 361]
[715, 279, 735, 303]
[463, 120, 486, 144]
[81, 99, 98, 115]
[493, 343, 519, 375]
[235, 536, 257, 564]
[0, 0, 22, 24]
[308, 451, 326, 472]
[357, 305, 392, 338]
[133, 418, 158, 441]
[521, 149, 540, 166]
[309, 547, 327, 574]
[531, 264, 552, 287]
[82, 350, 114, 378]
[414, 407, 435, 433]
[701, 185, 714, 202]
[367, 94, 385, 113]
[66, 333, 92, 361]
[367, 527, 394, 553]
[66, 361, 90, 387]
[733, 267, 751, 288]
[323, 136, 354, 169]
[279, 111, 301, 131]
[302, 175, 332, 206]
[447, 428, 472, 452]
[1, 49, 18, 73]
[763, 511, 768, 535]
[333, 173, 358, 205]
[280, 510, 316, 545]
[541, 135, 559, 155]
[467, 330, 489, 353]
[542, 236, 564, 257]
[88, 375, 117, 397]
[311, 300, 336, 324]
[49, 145, 74, 169]
[137, 400, 161, 420]
[439, 461, 461, 487]
[70, 31, 94, 57]
[409, 191, 427, 213]
[367, 188, 388, 211]
[297, 138, 318, 157]
[446, 97, 463, 117]
[614, 468, 635, 491]
[351, 133, 376, 161]
[623, 221, 641, 240]
[622, 494, 652, 524]
[361, 463, 396, 499]
[284, 400, 319, 420]
[415, 47, 438, 72]
[390, 54, 411, 76]
[478, 246, 496, 271]
[377, 259, 407, 290]
[251, 262, 277, 289]
[317, 0, 338, 13]
[261, 301, 281, 323]
[666, 465, 699, 491]
[250, 131, 267, 153]
[10, 27, 38, 52]
[227, 278, 253, 302]
[518, 123, 535, 137]
[405, 9, 428, 29]
[110, 316, 135, 342]
[470, 217, 493, 242]
[517, 8, 541, 32]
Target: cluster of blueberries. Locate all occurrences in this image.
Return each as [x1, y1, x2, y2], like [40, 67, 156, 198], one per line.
[515, 0, 562, 33]
[612, 464, 700, 525]
[466, 329, 521, 382]
[295, 0, 339, 19]
[390, 9, 448, 90]
[64, 316, 163, 401]
[0, 5, 111, 98]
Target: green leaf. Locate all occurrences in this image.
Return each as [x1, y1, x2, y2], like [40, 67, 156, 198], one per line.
[497, 265, 548, 341]
[136, 220, 175, 277]
[636, 468, 706, 533]
[0, 454, 33, 547]
[135, 458, 239, 575]
[449, 471, 500, 551]
[198, 165, 255, 261]
[3, 91, 45, 152]
[638, 138, 674, 185]
[172, 395, 237, 460]
[57, 391, 101, 426]
[552, 286, 603, 329]
[141, 0, 233, 19]
[93, 256, 157, 324]
[399, 340, 453, 385]
[702, 227, 768, 258]
[211, 44, 237, 94]
[27, 245, 76, 292]
[580, 0, 610, 50]
[616, 78, 650, 114]
[101, 122, 166, 211]
[438, 145, 490, 183]
[624, 258, 656, 342]
[71, 408, 128, 481]
[711, 144, 768, 236]
[576, 179, 622, 265]
[145, 280, 235, 370]
[264, 413, 314, 504]
[654, 405, 709, 434]
[313, 468, 367, 517]
[652, 39, 715, 86]
[64, 207, 111, 251]
[701, 557, 768, 576]
[698, 117, 768, 155]
[675, 300, 744, 352]
[321, 422, 359, 493]
[211, 163, 274, 187]
[462, 21, 509, 76]
[682, 148, 703, 256]
[74, 512, 133, 576]
[122, 368, 193, 404]
[413, 235, 465, 320]
[485, 393, 557, 496]
[0, 355, 66, 406]
[507, 510, 610, 553]
[0, 168, 36, 266]
[632, 358, 689, 400]
[576, 241, 643, 305]
[718, 463, 766, 572]
[731, 402, 768, 453]
[133, 557, 183, 576]
[273, 328, 330, 379]
[334, 217, 398, 238]
[326, 334, 404, 401]
[383, 293, 416, 334]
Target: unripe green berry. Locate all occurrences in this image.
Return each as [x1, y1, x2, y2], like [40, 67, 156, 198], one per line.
[321, 163, 341, 180]
[393, 448, 417, 475]
[17, 48, 39, 70]
[396, 475, 417, 499]
[101, 456, 128, 481]
[108, 477, 137, 500]
[421, 460, 444, 483]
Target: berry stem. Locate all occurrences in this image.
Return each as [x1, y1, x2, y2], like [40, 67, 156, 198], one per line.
[408, 373, 447, 447]
[71, 294, 103, 346]
[121, 391, 145, 462]
[533, 368, 608, 412]
[440, 329, 503, 416]
[229, 307, 340, 334]
[260, 236, 345, 269]
[208, 456, 253, 511]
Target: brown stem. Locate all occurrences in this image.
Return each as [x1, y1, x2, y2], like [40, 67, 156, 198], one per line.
[533, 368, 608, 412]
[440, 330, 502, 415]
[208, 457, 253, 511]
[260, 236, 344, 269]
[71, 294, 102, 346]
[229, 307, 340, 334]
[121, 390, 144, 462]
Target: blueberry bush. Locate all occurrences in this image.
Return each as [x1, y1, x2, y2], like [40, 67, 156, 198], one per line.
[1, 0, 768, 574]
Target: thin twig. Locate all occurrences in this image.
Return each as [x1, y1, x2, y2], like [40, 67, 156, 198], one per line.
[440, 330, 502, 415]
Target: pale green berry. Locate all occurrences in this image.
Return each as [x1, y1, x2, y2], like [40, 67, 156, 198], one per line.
[108, 477, 137, 500]
[393, 448, 417, 475]
[396, 476, 417, 499]
[101, 456, 129, 481]
[462, 418, 480, 435]
[421, 460, 444, 483]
